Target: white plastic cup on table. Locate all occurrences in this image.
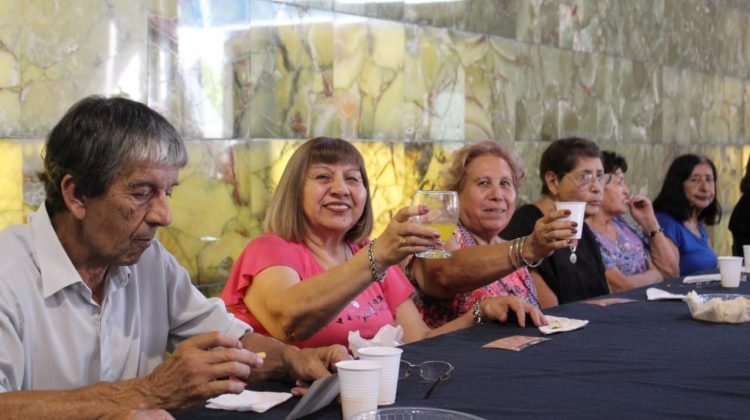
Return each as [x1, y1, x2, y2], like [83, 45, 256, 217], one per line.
[718, 256, 743, 288]
[744, 245, 750, 272]
[336, 360, 382, 419]
[555, 201, 586, 239]
[357, 346, 403, 405]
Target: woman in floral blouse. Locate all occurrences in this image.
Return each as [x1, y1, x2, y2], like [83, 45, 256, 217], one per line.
[408, 141, 575, 327]
[586, 151, 679, 292]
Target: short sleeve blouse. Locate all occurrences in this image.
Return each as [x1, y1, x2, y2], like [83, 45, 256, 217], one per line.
[221, 234, 414, 348]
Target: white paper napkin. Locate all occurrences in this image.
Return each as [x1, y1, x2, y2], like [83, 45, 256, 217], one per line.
[682, 274, 721, 284]
[206, 390, 293, 412]
[538, 315, 589, 335]
[646, 287, 687, 301]
[348, 324, 403, 357]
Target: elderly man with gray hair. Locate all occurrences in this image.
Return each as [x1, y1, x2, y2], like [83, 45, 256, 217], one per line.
[0, 96, 348, 419]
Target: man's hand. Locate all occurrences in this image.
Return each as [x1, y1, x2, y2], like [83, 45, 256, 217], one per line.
[281, 344, 351, 396]
[142, 332, 264, 410]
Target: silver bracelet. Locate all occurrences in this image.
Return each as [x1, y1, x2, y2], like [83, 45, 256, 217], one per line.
[520, 235, 544, 268]
[508, 238, 522, 269]
[472, 299, 485, 324]
[368, 239, 386, 283]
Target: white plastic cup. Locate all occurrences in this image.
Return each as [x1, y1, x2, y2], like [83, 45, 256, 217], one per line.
[743, 245, 750, 272]
[718, 256, 743, 288]
[555, 201, 586, 239]
[336, 360, 382, 419]
[357, 346, 403, 405]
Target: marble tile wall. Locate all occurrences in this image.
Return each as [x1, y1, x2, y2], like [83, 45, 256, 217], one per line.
[1, 0, 748, 292]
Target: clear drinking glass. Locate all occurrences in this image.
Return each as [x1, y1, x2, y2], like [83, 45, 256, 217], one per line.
[412, 190, 459, 259]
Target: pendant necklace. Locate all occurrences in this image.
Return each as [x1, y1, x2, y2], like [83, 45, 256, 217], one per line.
[569, 244, 578, 264]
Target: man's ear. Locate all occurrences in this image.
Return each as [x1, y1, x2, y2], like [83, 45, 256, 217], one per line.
[544, 171, 561, 197]
[60, 174, 87, 220]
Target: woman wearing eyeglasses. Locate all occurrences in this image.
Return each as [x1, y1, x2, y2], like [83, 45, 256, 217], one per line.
[652, 154, 720, 275]
[500, 137, 609, 307]
[586, 151, 680, 292]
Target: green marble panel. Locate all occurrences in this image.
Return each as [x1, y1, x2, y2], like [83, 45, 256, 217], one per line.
[147, 0, 185, 133]
[0, 0, 21, 137]
[487, 36, 520, 143]
[509, 140, 547, 204]
[616, 0, 666, 65]
[403, 26, 465, 141]
[596, 56, 662, 143]
[516, 0, 559, 46]
[334, 0, 404, 21]
[239, 1, 337, 139]
[404, 0, 466, 30]
[607, 143, 666, 199]
[462, 0, 517, 38]
[663, 0, 720, 74]
[559, 51, 597, 139]
[19, 0, 148, 136]
[515, 44, 563, 142]
[715, 7, 748, 78]
[275, 0, 334, 10]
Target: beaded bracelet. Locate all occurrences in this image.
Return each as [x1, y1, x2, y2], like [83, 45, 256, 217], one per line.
[367, 239, 386, 283]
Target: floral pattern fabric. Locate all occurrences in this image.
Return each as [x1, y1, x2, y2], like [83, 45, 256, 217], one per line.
[589, 217, 649, 276]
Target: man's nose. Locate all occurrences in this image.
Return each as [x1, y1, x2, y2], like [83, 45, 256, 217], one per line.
[147, 193, 172, 226]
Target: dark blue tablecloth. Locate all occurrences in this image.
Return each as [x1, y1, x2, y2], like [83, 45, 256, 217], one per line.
[176, 276, 750, 419]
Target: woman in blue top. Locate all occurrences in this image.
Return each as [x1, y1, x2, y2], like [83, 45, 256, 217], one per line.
[652, 154, 720, 275]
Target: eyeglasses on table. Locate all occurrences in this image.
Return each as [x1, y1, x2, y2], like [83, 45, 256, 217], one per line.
[399, 360, 454, 399]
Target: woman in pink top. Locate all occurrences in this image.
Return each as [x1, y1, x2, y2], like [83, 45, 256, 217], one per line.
[221, 137, 545, 348]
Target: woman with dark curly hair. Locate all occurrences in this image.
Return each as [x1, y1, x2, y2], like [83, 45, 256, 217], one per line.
[652, 154, 720, 275]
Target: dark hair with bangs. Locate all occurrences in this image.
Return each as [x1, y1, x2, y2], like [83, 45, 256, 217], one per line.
[263, 137, 373, 243]
[539, 137, 601, 195]
[653, 154, 721, 225]
[601, 151, 628, 174]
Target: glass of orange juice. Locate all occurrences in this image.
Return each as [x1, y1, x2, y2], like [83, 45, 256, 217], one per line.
[412, 190, 458, 258]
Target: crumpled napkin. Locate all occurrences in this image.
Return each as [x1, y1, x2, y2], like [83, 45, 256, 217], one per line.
[348, 324, 403, 357]
[646, 287, 687, 301]
[538, 315, 589, 335]
[206, 390, 293, 412]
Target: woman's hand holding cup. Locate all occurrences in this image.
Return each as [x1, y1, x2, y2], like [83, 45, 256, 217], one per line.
[374, 205, 441, 269]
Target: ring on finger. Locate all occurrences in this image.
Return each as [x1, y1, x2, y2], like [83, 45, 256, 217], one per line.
[399, 236, 407, 247]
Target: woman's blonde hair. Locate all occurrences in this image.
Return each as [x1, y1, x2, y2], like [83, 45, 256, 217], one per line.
[264, 137, 373, 243]
[442, 140, 525, 193]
